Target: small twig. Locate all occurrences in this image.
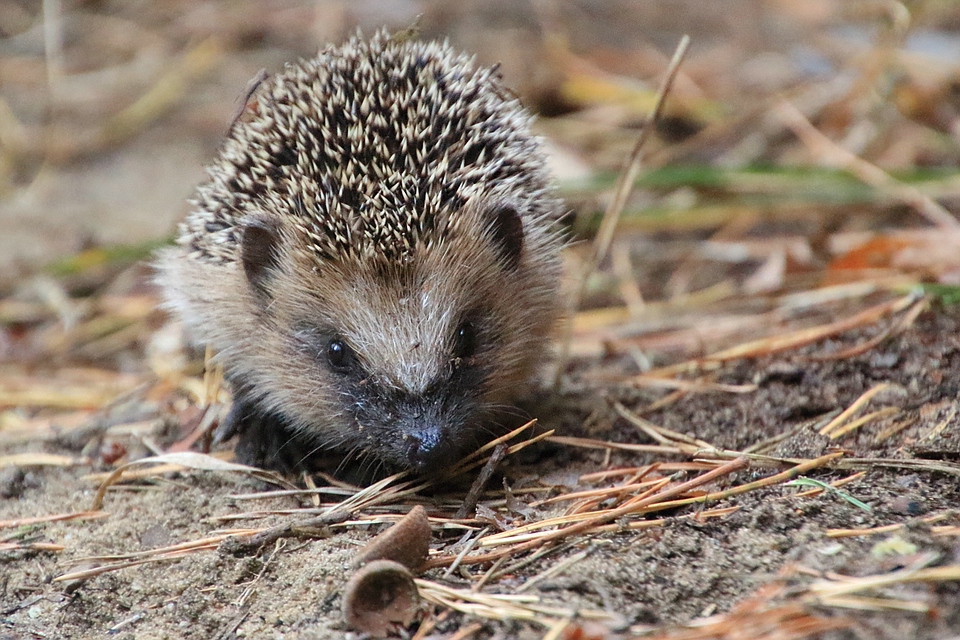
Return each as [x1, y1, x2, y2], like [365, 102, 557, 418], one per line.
[218, 509, 351, 556]
[455, 444, 508, 519]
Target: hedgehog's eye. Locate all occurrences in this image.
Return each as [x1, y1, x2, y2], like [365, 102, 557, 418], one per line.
[453, 321, 477, 359]
[327, 338, 354, 372]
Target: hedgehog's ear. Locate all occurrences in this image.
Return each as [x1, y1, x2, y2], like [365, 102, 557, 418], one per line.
[487, 204, 524, 270]
[241, 215, 283, 298]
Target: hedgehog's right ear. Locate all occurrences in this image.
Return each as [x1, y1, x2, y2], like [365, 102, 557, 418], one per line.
[487, 204, 524, 271]
[240, 215, 283, 299]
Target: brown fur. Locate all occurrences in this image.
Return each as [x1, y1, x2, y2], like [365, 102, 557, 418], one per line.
[156, 31, 564, 474]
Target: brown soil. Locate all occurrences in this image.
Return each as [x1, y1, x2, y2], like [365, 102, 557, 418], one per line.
[3, 306, 960, 639]
[5, 2, 960, 638]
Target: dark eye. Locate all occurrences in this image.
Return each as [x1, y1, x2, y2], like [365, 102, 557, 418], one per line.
[453, 321, 477, 359]
[327, 338, 353, 372]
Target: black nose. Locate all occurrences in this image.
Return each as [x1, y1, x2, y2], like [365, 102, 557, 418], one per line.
[403, 424, 446, 471]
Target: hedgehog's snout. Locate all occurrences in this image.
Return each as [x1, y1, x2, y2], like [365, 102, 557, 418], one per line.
[402, 423, 445, 471]
[387, 395, 470, 473]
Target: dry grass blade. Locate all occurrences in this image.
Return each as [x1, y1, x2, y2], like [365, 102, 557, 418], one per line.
[578, 420, 850, 476]
[580, 35, 692, 274]
[515, 547, 591, 593]
[815, 595, 930, 612]
[648, 293, 918, 377]
[806, 294, 929, 361]
[0, 510, 108, 529]
[826, 406, 899, 440]
[819, 382, 891, 437]
[531, 476, 664, 508]
[415, 578, 614, 626]
[53, 531, 259, 582]
[547, 434, 686, 456]
[0, 542, 66, 552]
[623, 375, 758, 393]
[326, 470, 412, 514]
[439, 419, 540, 478]
[555, 35, 692, 384]
[0, 452, 89, 468]
[777, 99, 960, 228]
[832, 456, 960, 477]
[90, 452, 293, 510]
[808, 564, 960, 599]
[826, 512, 956, 538]
[613, 401, 715, 448]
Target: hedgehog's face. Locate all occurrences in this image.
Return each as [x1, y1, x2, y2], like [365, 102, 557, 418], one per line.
[285, 310, 489, 473]
[237, 199, 561, 473]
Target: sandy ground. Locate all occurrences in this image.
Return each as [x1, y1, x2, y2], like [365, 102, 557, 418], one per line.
[2, 308, 960, 639]
[4, 2, 960, 639]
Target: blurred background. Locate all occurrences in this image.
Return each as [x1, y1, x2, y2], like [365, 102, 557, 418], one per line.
[3, 0, 960, 299]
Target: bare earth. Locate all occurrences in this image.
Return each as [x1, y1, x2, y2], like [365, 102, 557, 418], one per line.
[2, 305, 960, 639]
[4, 1, 960, 638]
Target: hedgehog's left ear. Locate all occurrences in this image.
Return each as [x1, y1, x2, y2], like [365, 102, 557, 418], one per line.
[487, 204, 524, 270]
[241, 215, 283, 299]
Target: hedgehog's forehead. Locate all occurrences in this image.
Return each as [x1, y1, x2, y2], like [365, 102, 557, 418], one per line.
[316, 259, 466, 392]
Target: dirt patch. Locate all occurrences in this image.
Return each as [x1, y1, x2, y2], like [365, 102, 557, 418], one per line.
[6, 2, 960, 638]
[3, 306, 960, 639]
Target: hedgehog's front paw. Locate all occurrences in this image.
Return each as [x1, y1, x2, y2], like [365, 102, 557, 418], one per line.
[214, 397, 311, 474]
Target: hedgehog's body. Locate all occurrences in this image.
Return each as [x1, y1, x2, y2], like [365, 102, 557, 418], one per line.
[157, 32, 564, 474]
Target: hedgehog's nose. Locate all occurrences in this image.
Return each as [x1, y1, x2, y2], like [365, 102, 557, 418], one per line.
[404, 424, 444, 471]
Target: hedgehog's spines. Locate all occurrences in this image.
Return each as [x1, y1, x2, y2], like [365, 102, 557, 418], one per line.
[179, 29, 552, 270]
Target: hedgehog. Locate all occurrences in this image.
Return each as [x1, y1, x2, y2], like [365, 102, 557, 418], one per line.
[156, 31, 565, 475]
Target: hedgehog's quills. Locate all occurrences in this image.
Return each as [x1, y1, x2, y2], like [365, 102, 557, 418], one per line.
[156, 31, 565, 476]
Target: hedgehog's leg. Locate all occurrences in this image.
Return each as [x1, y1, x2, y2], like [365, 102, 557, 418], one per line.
[214, 391, 314, 474]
